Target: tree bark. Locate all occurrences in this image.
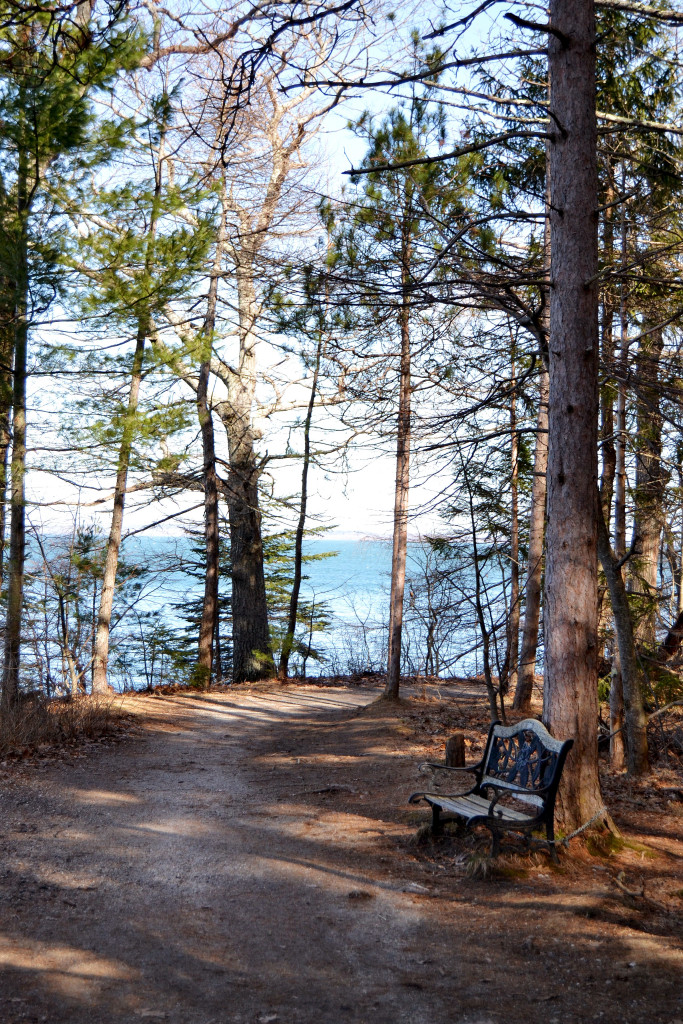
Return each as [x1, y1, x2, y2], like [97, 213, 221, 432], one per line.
[196, 360, 220, 686]
[1, 150, 29, 711]
[543, 0, 605, 828]
[202, 77, 321, 684]
[91, 325, 146, 694]
[223, 269, 272, 682]
[628, 326, 666, 652]
[598, 170, 622, 765]
[502, 352, 520, 697]
[279, 333, 322, 681]
[599, 172, 618, 524]
[195, 205, 226, 687]
[214, 614, 223, 683]
[656, 607, 683, 663]
[610, 179, 630, 767]
[609, 648, 626, 769]
[462, 457, 502, 721]
[514, 367, 548, 710]
[384, 263, 411, 700]
[0, 307, 13, 594]
[515, 137, 550, 713]
[597, 504, 649, 774]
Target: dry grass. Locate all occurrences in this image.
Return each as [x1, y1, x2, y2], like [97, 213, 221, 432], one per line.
[0, 694, 130, 757]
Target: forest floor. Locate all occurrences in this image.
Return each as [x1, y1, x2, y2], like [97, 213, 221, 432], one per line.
[0, 678, 681, 1024]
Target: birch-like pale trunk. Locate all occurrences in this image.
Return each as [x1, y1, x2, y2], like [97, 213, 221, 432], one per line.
[544, 0, 605, 829]
[198, 69, 330, 683]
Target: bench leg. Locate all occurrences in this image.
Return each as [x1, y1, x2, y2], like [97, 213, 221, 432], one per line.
[431, 803, 442, 836]
[546, 821, 559, 864]
[490, 828, 501, 858]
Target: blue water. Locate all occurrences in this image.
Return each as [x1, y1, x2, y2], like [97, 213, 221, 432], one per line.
[125, 535, 396, 673]
[122, 535, 488, 680]
[21, 533, 499, 691]
[121, 535, 389, 616]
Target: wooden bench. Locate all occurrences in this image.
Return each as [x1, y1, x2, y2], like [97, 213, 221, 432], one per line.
[409, 718, 573, 861]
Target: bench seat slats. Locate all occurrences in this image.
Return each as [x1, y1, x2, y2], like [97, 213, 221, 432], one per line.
[422, 792, 535, 823]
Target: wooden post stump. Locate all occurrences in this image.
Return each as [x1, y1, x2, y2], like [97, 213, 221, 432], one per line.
[445, 732, 465, 767]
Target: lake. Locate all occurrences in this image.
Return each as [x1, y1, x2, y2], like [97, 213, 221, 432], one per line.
[21, 533, 502, 692]
[121, 534, 491, 682]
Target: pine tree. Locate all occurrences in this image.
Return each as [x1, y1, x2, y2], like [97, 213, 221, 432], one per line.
[0, 3, 142, 706]
[330, 67, 474, 699]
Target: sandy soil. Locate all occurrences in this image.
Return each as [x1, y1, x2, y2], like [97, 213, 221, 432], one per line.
[0, 682, 681, 1024]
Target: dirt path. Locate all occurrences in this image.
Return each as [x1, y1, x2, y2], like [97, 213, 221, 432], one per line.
[1, 685, 681, 1024]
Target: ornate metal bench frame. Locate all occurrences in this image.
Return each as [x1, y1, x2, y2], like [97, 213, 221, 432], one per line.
[409, 718, 574, 861]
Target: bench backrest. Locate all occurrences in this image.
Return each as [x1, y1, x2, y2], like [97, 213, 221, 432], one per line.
[480, 719, 573, 809]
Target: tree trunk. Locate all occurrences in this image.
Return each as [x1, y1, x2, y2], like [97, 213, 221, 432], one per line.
[0, 317, 13, 594]
[91, 326, 145, 695]
[678, 470, 683, 617]
[91, 128, 167, 695]
[196, 358, 220, 687]
[502, 352, 520, 697]
[214, 615, 223, 683]
[2, 313, 27, 709]
[195, 206, 226, 688]
[1, 155, 29, 711]
[227, 462, 271, 681]
[223, 270, 271, 683]
[598, 171, 623, 765]
[543, 0, 605, 828]
[515, 139, 550, 713]
[609, 648, 626, 769]
[597, 504, 649, 774]
[610, 182, 630, 766]
[279, 334, 322, 681]
[657, 606, 683, 663]
[629, 326, 666, 652]
[461, 457, 502, 721]
[514, 367, 549, 710]
[384, 270, 411, 700]
[599, 172, 618, 524]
